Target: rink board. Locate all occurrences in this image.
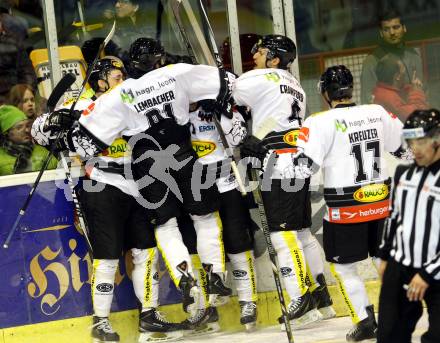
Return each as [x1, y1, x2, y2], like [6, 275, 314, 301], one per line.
[0, 167, 386, 341]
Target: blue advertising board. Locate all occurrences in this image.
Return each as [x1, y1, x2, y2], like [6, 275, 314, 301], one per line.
[0, 176, 181, 329]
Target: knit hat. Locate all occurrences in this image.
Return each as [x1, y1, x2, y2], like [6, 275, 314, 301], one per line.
[0, 105, 28, 133]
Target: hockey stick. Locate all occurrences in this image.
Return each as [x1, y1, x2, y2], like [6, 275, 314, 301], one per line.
[46, 21, 117, 255]
[3, 73, 76, 249]
[171, 0, 246, 196]
[253, 118, 295, 343]
[3, 22, 116, 250]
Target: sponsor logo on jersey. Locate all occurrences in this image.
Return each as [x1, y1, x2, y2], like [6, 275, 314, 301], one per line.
[199, 125, 216, 133]
[100, 138, 129, 158]
[192, 140, 216, 157]
[280, 267, 292, 276]
[328, 199, 390, 223]
[120, 88, 135, 103]
[96, 283, 113, 293]
[232, 270, 247, 278]
[335, 119, 348, 132]
[265, 72, 281, 82]
[283, 129, 299, 146]
[353, 183, 389, 203]
[82, 102, 95, 116]
[298, 127, 309, 142]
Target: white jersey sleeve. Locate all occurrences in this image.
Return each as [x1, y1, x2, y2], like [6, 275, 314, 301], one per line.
[380, 107, 404, 153]
[297, 112, 333, 168]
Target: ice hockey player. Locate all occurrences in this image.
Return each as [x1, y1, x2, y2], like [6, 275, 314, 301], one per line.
[293, 65, 404, 341]
[233, 34, 328, 329]
[32, 57, 184, 343]
[180, 100, 258, 331]
[34, 38, 235, 332]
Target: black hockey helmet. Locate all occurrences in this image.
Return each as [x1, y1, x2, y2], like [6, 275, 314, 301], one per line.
[128, 37, 165, 78]
[318, 65, 353, 101]
[403, 109, 440, 140]
[251, 34, 296, 69]
[89, 57, 126, 92]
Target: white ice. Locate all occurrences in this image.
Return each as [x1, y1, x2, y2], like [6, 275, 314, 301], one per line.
[183, 311, 428, 343]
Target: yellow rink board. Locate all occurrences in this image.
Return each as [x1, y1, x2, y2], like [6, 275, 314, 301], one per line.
[1, 281, 380, 343]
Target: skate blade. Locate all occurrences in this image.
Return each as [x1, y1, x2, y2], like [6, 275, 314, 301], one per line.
[244, 322, 257, 332]
[209, 294, 230, 307]
[183, 321, 220, 337]
[318, 306, 336, 320]
[138, 330, 184, 342]
[280, 308, 323, 331]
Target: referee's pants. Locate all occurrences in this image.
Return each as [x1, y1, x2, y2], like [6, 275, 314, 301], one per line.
[378, 259, 440, 343]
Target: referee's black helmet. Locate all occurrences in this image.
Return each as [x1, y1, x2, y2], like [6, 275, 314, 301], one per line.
[403, 109, 440, 140]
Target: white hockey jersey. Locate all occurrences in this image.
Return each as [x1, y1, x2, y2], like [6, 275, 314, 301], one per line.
[233, 68, 306, 178]
[71, 64, 227, 158]
[189, 106, 247, 192]
[297, 103, 403, 223]
[32, 97, 138, 196]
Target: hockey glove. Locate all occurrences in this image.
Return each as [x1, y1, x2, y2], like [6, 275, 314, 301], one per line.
[43, 108, 82, 133]
[241, 135, 268, 167]
[198, 99, 233, 120]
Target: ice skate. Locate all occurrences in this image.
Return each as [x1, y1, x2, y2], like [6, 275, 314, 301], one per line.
[346, 305, 377, 342]
[181, 307, 220, 336]
[313, 274, 336, 320]
[178, 265, 200, 314]
[204, 264, 232, 306]
[138, 308, 183, 342]
[239, 301, 257, 332]
[279, 291, 322, 330]
[91, 316, 120, 343]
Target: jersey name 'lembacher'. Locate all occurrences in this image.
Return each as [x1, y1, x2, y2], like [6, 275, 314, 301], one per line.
[134, 91, 175, 113]
[348, 128, 378, 144]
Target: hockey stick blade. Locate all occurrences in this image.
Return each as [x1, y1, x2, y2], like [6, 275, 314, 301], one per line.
[47, 73, 76, 112]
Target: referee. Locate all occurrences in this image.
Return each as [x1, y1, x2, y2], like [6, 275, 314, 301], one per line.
[377, 109, 440, 343]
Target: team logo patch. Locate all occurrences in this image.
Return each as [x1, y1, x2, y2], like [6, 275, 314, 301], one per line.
[192, 140, 216, 157]
[283, 129, 299, 146]
[153, 272, 159, 281]
[353, 184, 389, 203]
[335, 119, 348, 132]
[82, 102, 95, 116]
[298, 127, 309, 142]
[280, 267, 292, 277]
[96, 283, 113, 293]
[232, 270, 247, 278]
[120, 88, 135, 103]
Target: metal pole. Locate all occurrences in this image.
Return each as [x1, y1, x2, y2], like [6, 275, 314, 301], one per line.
[225, 0, 243, 75]
[283, 0, 300, 80]
[270, 0, 285, 35]
[42, 0, 62, 89]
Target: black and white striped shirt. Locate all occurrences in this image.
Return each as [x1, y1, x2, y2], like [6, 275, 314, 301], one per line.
[379, 159, 440, 282]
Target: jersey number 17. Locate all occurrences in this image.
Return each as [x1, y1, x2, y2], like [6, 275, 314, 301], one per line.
[350, 139, 380, 183]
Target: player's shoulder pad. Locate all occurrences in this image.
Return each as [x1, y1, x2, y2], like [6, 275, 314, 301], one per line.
[310, 109, 329, 117]
[238, 68, 279, 81]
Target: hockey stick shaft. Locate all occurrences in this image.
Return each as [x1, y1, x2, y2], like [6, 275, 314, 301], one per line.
[173, 0, 246, 195]
[3, 73, 76, 249]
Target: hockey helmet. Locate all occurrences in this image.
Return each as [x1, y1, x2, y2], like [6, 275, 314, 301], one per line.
[318, 65, 353, 101]
[251, 34, 296, 69]
[128, 37, 165, 78]
[403, 109, 440, 140]
[89, 57, 126, 92]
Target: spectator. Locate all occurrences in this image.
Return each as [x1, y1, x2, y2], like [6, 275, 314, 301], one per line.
[0, 105, 57, 175]
[7, 84, 37, 119]
[102, 0, 155, 61]
[0, 12, 36, 104]
[372, 55, 428, 122]
[360, 8, 423, 104]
